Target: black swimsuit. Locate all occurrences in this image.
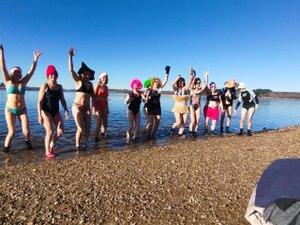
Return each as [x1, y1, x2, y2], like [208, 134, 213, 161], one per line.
[128, 91, 142, 115]
[147, 89, 161, 116]
[42, 84, 61, 116]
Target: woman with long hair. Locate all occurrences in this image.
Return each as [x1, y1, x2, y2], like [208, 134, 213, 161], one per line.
[145, 66, 170, 139]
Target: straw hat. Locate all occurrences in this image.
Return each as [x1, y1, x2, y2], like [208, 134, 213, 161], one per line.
[224, 79, 237, 88]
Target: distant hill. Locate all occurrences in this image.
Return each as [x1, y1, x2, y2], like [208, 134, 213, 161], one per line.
[263, 92, 300, 99]
[253, 89, 300, 99]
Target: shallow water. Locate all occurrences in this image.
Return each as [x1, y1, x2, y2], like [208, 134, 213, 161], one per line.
[0, 90, 300, 165]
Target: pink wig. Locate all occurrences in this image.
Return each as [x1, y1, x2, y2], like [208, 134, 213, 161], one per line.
[130, 78, 142, 90]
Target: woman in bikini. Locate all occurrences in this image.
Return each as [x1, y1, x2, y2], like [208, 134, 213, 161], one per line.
[188, 68, 208, 137]
[145, 66, 170, 139]
[124, 78, 144, 143]
[37, 65, 69, 158]
[68, 47, 95, 150]
[0, 44, 42, 152]
[92, 72, 109, 142]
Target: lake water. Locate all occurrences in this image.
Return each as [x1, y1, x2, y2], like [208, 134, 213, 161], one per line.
[0, 89, 300, 165]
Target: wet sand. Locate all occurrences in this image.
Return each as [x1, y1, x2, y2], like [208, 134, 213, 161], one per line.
[0, 126, 300, 224]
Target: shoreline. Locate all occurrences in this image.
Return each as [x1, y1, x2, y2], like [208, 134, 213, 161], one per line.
[1, 87, 300, 99]
[1, 125, 300, 224]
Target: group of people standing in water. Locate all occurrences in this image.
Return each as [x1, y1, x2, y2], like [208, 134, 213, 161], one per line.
[0, 44, 259, 158]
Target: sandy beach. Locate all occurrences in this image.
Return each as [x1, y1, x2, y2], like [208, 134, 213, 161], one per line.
[0, 126, 300, 224]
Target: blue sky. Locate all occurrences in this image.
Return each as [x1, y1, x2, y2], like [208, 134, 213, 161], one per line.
[1, 0, 299, 92]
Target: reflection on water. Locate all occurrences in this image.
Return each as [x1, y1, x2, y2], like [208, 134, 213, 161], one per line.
[0, 90, 300, 165]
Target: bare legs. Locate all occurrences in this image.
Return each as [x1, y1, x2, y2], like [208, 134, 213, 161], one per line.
[4, 109, 16, 148]
[147, 114, 161, 139]
[143, 107, 151, 134]
[126, 110, 140, 143]
[189, 106, 201, 135]
[4, 109, 32, 151]
[239, 107, 255, 135]
[204, 116, 217, 134]
[220, 106, 233, 132]
[93, 108, 108, 140]
[41, 111, 64, 155]
[171, 112, 188, 135]
[72, 105, 91, 149]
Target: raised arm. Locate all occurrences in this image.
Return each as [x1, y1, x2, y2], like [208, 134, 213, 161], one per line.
[0, 44, 10, 82]
[172, 75, 181, 91]
[68, 47, 80, 82]
[161, 65, 170, 89]
[187, 67, 196, 89]
[22, 50, 42, 84]
[202, 70, 210, 94]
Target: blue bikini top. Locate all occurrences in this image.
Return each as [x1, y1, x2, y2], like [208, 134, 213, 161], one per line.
[7, 84, 26, 95]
